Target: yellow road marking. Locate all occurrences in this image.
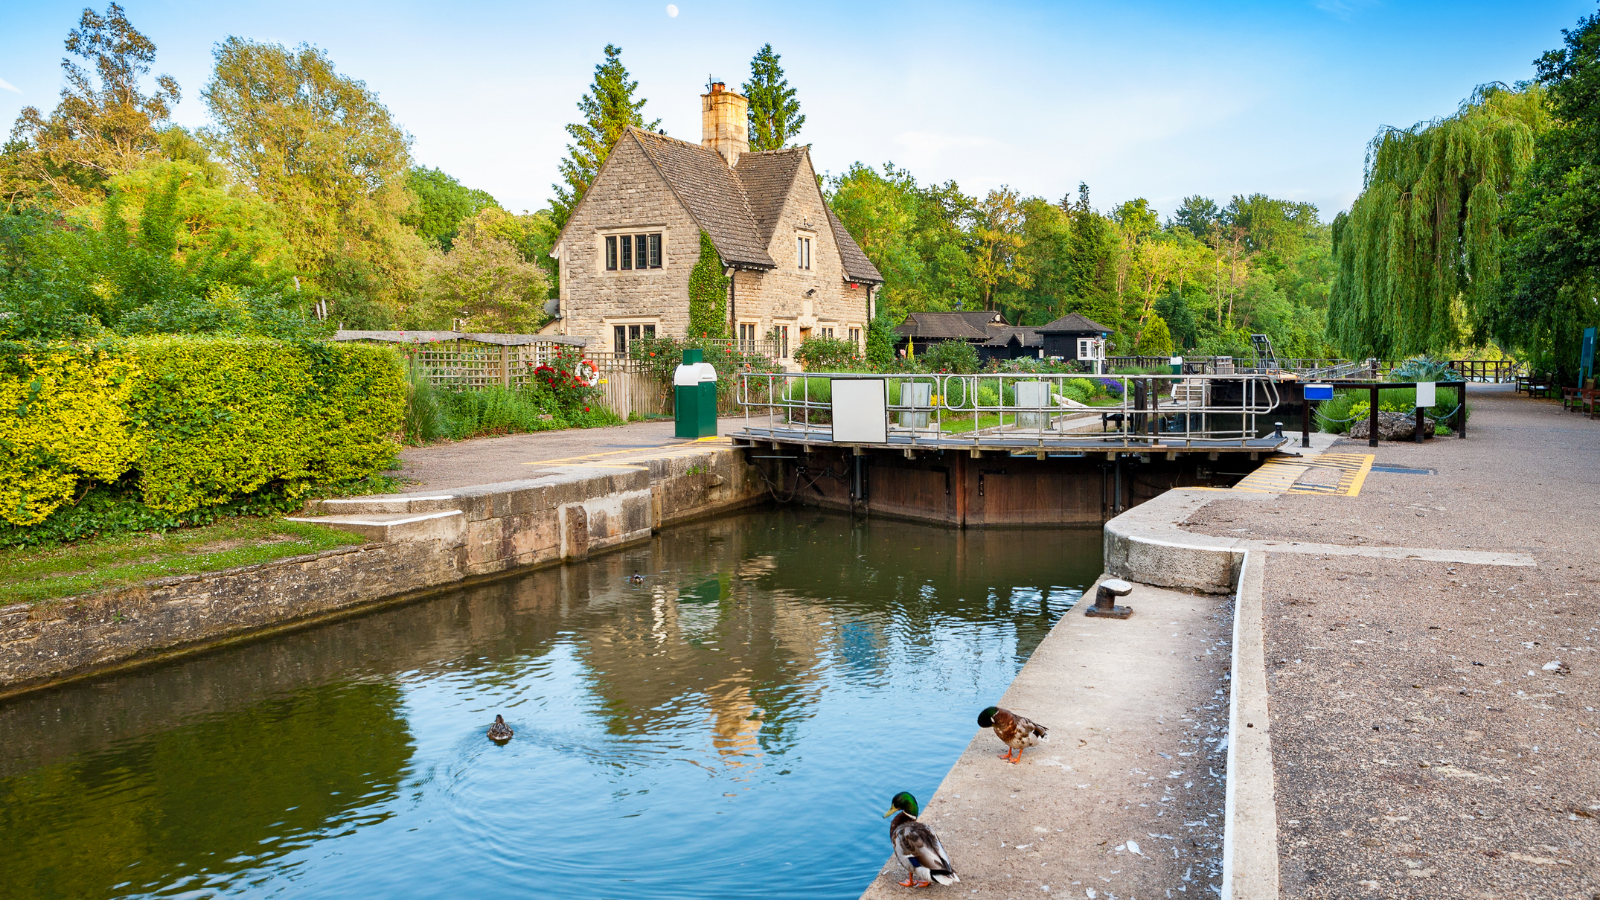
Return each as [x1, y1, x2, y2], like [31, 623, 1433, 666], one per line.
[1227, 453, 1373, 497]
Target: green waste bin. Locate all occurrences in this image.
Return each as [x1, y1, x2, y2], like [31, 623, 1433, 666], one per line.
[1169, 356, 1184, 375]
[673, 348, 719, 439]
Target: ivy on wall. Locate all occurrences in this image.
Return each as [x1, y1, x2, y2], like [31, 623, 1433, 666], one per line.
[687, 230, 730, 339]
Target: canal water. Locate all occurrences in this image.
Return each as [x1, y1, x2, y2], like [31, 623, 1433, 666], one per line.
[0, 509, 1101, 900]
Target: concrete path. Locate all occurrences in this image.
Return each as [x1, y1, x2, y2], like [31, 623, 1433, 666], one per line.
[395, 416, 748, 491]
[858, 581, 1234, 899]
[1126, 384, 1600, 899]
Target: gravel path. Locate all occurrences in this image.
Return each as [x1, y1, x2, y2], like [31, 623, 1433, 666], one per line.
[1198, 386, 1600, 898]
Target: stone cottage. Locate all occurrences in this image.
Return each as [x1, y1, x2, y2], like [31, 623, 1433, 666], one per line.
[545, 83, 884, 363]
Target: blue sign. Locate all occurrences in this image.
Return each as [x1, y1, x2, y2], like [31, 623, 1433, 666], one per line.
[1304, 383, 1335, 401]
[1582, 327, 1596, 383]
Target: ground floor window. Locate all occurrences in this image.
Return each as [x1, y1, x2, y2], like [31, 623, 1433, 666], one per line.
[738, 322, 759, 353]
[613, 322, 657, 354]
[820, 326, 835, 339]
[772, 325, 790, 359]
[848, 326, 862, 348]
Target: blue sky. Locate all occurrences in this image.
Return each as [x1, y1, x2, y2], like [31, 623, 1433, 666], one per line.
[0, 1, 1589, 221]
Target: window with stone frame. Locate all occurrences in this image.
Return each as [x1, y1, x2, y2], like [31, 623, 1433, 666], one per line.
[613, 322, 658, 354]
[605, 233, 663, 271]
[796, 235, 812, 270]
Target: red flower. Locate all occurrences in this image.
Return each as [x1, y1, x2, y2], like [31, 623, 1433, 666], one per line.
[584, 406, 591, 412]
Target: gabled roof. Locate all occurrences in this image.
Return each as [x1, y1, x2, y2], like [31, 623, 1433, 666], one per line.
[552, 127, 884, 282]
[825, 205, 885, 285]
[1038, 312, 1112, 334]
[894, 311, 1007, 340]
[980, 325, 1043, 348]
[629, 129, 775, 268]
[731, 148, 807, 246]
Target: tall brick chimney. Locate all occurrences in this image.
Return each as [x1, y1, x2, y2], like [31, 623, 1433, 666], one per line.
[701, 82, 749, 166]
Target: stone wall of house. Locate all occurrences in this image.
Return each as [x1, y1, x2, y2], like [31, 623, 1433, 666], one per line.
[557, 133, 700, 351]
[731, 151, 872, 358]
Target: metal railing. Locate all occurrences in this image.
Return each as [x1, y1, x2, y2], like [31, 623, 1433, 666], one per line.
[736, 371, 1286, 449]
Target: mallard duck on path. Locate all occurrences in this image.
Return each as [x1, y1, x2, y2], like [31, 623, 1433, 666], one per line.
[882, 792, 959, 888]
[977, 706, 1047, 763]
[487, 715, 514, 743]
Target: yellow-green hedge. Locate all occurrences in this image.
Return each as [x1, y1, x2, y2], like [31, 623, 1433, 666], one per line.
[0, 337, 405, 526]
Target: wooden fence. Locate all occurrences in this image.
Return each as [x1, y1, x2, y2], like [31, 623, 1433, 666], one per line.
[335, 330, 668, 419]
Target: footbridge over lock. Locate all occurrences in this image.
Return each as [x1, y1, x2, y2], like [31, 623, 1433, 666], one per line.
[728, 371, 1298, 527]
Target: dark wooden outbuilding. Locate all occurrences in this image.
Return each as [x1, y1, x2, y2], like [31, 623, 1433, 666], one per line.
[894, 311, 1007, 356]
[1037, 313, 1112, 363]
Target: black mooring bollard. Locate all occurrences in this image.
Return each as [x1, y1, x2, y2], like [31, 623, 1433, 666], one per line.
[1086, 578, 1134, 619]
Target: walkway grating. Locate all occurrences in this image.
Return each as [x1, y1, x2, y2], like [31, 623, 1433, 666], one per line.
[1230, 452, 1373, 497]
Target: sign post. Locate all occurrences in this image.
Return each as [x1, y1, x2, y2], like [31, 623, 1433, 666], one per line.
[1302, 383, 1333, 448]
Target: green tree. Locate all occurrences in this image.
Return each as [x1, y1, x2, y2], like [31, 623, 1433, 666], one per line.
[413, 224, 548, 333]
[552, 45, 659, 228]
[1061, 183, 1122, 330]
[3, 3, 180, 209]
[743, 44, 805, 151]
[1498, 13, 1600, 378]
[404, 166, 498, 250]
[687, 230, 729, 338]
[1327, 84, 1546, 359]
[972, 187, 1030, 311]
[1169, 195, 1219, 239]
[202, 38, 424, 317]
[1134, 314, 1173, 355]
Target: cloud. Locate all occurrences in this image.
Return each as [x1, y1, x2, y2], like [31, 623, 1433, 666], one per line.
[666, 4, 678, 17]
[0, 77, 20, 94]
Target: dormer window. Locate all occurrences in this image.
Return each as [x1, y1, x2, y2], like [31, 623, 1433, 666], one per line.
[605, 233, 663, 271]
[796, 235, 812, 270]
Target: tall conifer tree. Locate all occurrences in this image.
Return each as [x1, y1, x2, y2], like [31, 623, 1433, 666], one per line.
[743, 45, 804, 152]
[552, 45, 658, 227]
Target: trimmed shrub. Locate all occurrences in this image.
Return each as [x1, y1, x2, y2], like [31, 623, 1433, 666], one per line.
[794, 335, 863, 371]
[0, 336, 406, 526]
[918, 340, 979, 374]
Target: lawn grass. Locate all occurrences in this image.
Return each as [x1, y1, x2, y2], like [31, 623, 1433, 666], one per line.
[0, 519, 366, 606]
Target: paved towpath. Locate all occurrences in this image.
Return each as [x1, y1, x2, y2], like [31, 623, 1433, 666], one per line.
[1183, 384, 1600, 898]
[394, 417, 747, 491]
[858, 581, 1233, 899]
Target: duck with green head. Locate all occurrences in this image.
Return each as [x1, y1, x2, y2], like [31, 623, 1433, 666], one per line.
[978, 705, 1047, 764]
[882, 792, 959, 888]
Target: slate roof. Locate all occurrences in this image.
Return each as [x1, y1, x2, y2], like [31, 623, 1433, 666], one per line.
[980, 325, 1043, 348]
[1038, 312, 1112, 334]
[557, 127, 885, 283]
[825, 205, 884, 284]
[893, 311, 1007, 340]
[629, 129, 776, 269]
[732, 148, 807, 247]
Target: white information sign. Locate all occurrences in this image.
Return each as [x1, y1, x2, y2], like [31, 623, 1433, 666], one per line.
[831, 379, 888, 444]
[1416, 381, 1436, 408]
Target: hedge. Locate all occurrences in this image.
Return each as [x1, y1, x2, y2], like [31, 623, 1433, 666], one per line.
[0, 336, 405, 526]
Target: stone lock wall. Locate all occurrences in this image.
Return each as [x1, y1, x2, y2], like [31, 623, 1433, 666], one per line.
[0, 446, 767, 696]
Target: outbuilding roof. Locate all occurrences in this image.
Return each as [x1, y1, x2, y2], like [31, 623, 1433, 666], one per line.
[894, 311, 1007, 340]
[1037, 313, 1112, 334]
[980, 326, 1044, 348]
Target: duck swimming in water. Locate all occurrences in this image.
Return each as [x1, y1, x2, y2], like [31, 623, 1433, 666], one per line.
[630, 572, 644, 584]
[883, 792, 958, 888]
[978, 706, 1047, 764]
[487, 715, 513, 743]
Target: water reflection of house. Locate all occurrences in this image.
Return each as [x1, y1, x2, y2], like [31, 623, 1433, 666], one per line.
[571, 530, 831, 766]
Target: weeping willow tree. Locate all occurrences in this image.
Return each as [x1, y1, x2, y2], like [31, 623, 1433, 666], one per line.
[1327, 85, 1549, 359]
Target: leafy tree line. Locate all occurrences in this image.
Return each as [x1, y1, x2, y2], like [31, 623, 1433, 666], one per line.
[1327, 9, 1600, 379]
[1, 4, 555, 340]
[826, 167, 1337, 360]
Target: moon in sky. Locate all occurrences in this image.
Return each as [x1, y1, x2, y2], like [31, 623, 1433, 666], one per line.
[666, 4, 678, 16]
